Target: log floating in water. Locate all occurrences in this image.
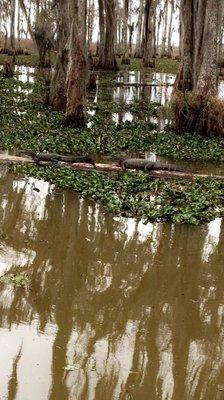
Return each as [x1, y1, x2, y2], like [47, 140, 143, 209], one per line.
[0, 154, 223, 180]
[0, 154, 34, 164]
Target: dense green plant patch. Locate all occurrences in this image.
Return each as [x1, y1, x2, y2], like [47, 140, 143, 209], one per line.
[12, 164, 224, 225]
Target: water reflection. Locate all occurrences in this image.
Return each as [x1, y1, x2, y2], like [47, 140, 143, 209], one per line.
[10, 66, 224, 128]
[15, 66, 35, 84]
[0, 170, 223, 399]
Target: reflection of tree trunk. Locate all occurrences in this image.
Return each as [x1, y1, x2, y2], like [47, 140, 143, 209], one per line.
[172, 0, 224, 136]
[65, 0, 87, 127]
[7, 346, 22, 399]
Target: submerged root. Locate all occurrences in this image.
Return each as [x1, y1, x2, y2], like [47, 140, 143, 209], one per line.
[172, 90, 224, 136]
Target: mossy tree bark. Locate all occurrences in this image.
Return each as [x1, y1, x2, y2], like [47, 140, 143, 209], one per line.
[65, 0, 88, 127]
[172, 0, 224, 136]
[142, 0, 156, 68]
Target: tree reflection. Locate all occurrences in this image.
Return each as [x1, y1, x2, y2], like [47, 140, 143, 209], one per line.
[0, 170, 223, 399]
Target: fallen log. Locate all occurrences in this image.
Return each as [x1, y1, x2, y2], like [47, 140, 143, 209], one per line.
[151, 170, 224, 180]
[0, 153, 223, 180]
[0, 154, 33, 164]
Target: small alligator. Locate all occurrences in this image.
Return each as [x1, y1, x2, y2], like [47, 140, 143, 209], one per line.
[119, 158, 186, 173]
[32, 152, 96, 168]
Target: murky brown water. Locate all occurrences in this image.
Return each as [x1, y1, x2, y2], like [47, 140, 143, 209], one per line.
[0, 168, 224, 400]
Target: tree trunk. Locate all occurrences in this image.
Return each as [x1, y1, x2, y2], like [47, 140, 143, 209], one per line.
[167, 0, 174, 58]
[218, 4, 224, 66]
[117, 11, 122, 56]
[121, 0, 130, 64]
[128, 22, 134, 58]
[134, 1, 144, 58]
[19, 0, 53, 68]
[172, 0, 224, 136]
[143, 0, 156, 67]
[98, 0, 118, 70]
[10, 0, 16, 52]
[97, 0, 105, 66]
[49, 1, 70, 110]
[161, 0, 168, 57]
[17, 2, 21, 47]
[156, 7, 162, 54]
[4, 26, 8, 50]
[87, 0, 95, 51]
[65, 0, 88, 127]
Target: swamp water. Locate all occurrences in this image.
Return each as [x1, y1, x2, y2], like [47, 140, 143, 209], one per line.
[0, 168, 224, 400]
[0, 67, 224, 399]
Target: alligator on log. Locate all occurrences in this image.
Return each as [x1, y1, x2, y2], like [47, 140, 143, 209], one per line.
[119, 158, 186, 173]
[32, 153, 96, 168]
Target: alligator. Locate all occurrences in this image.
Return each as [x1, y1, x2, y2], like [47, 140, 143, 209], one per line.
[33, 153, 96, 168]
[119, 158, 186, 173]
